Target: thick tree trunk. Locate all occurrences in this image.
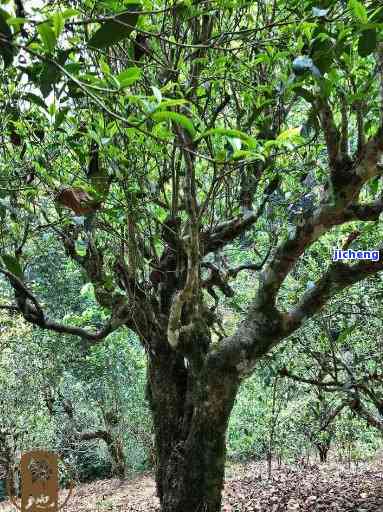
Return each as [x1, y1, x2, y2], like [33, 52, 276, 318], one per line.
[146, 344, 239, 512]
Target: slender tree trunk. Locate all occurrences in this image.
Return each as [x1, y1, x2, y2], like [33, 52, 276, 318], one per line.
[267, 377, 279, 479]
[107, 437, 126, 479]
[317, 445, 329, 463]
[315, 439, 331, 463]
[146, 343, 239, 512]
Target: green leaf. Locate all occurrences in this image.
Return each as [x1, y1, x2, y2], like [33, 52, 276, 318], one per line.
[152, 111, 196, 137]
[348, 0, 368, 24]
[231, 149, 253, 160]
[152, 86, 162, 103]
[6, 16, 27, 27]
[277, 127, 302, 142]
[75, 240, 88, 257]
[337, 323, 356, 343]
[0, 8, 14, 67]
[196, 127, 257, 149]
[358, 29, 377, 57]
[23, 93, 47, 110]
[54, 107, 69, 130]
[80, 282, 95, 298]
[38, 22, 57, 52]
[160, 99, 189, 108]
[61, 8, 79, 19]
[39, 49, 70, 97]
[2, 254, 23, 279]
[370, 7, 383, 23]
[51, 12, 65, 38]
[369, 177, 380, 195]
[116, 66, 141, 87]
[88, 5, 141, 49]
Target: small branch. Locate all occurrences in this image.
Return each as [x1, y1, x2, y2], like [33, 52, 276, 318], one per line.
[340, 94, 349, 157]
[15, 220, 30, 257]
[320, 403, 347, 432]
[355, 101, 366, 154]
[317, 98, 341, 169]
[227, 247, 271, 278]
[167, 128, 200, 349]
[285, 256, 383, 333]
[202, 178, 278, 255]
[349, 398, 383, 433]
[279, 367, 340, 390]
[342, 230, 361, 250]
[201, 262, 235, 303]
[208, 93, 231, 129]
[0, 267, 44, 319]
[78, 430, 112, 443]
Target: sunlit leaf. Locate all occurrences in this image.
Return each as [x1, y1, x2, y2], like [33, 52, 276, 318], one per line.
[116, 66, 141, 88]
[348, 0, 368, 24]
[196, 127, 257, 149]
[38, 22, 57, 52]
[152, 111, 196, 137]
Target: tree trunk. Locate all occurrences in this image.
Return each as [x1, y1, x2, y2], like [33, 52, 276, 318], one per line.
[107, 437, 126, 479]
[267, 452, 272, 479]
[146, 344, 239, 512]
[316, 441, 330, 463]
[79, 430, 126, 478]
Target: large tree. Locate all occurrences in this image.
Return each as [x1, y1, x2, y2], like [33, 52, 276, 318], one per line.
[1, 0, 383, 510]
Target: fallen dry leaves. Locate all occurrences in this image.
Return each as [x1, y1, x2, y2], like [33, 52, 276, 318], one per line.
[1, 461, 383, 511]
[223, 461, 383, 512]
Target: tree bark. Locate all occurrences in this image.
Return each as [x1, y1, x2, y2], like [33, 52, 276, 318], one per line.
[316, 442, 330, 463]
[146, 342, 239, 512]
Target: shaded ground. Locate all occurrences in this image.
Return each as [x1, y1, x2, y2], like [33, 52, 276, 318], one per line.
[1, 460, 383, 511]
[224, 461, 383, 511]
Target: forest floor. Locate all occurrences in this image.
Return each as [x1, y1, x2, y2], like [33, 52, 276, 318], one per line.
[1, 458, 383, 511]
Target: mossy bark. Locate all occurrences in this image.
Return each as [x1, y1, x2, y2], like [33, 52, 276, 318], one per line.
[146, 342, 239, 512]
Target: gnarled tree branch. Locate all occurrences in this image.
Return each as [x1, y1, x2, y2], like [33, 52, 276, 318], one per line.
[0, 267, 125, 343]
